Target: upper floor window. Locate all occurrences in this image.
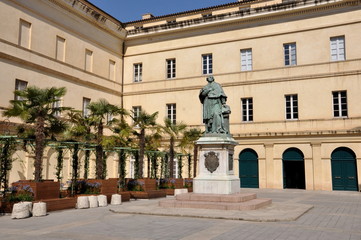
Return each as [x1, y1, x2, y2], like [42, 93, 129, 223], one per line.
[134, 63, 142, 82]
[109, 60, 116, 81]
[202, 54, 213, 75]
[82, 97, 91, 117]
[285, 94, 298, 120]
[52, 97, 62, 118]
[333, 91, 347, 118]
[284, 43, 296, 66]
[15, 79, 28, 100]
[132, 106, 142, 122]
[19, 19, 31, 49]
[167, 104, 176, 124]
[241, 98, 253, 122]
[85, 49, 93, 72]
[56, 36, 66, 62]
[330, 36, 345, 61]
[166, 59, 176, 79]
[241, 49, 252, 71]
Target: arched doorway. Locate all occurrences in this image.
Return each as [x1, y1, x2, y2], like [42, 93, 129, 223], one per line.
[239, 149, 259, 188]
[283, 148, 305, 189]
[331, 147, 358, 191]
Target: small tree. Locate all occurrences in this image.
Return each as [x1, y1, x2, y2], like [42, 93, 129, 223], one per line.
[179, 128, 202, 178]
[162, 118, 187, 178]
[87, 99, 124, 179]
[0, 137, 17, 197]
[66, 110, 95, 179]
[132, 110, 158, 179]
[3, 86, 69, 182]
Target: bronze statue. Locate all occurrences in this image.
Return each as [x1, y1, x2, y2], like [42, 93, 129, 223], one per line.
[199, 76, 230, 134]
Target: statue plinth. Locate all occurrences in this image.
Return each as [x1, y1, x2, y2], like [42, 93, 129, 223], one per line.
[193, 134, 240, 195]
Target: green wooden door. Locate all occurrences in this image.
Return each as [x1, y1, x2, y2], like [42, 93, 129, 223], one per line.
[239, 149, 259, 188]
[331, 147, 358, 191]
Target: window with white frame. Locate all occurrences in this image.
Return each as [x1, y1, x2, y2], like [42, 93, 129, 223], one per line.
[330, 36, 345, 61]
[241, 49, 252, 71]
[82, 97, 91, 117]
[56, 36, 66, 62]
[52, 97, 61, 117]
[15, 79, 28, 100]
[285, 94, 298, 120]
[284, 43, 296, 66]
[166, 59, 176, 79]
[132, 106, 141, 122]
[133, 63, 142, 82]
[202, 54, 213, 75]
[333, 91, 347, 117]
[241, 98, 253, 122]
[167, 104, 176, 124]
[173, 159, 178, 178]
[19, 19, 31, 49]
[129, 157, 135, 179]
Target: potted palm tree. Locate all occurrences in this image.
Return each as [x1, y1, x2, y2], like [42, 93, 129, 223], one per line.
[3, 86, 70, 199]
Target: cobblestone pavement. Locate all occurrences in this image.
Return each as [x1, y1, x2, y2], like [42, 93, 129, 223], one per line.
[0, 189, 360, 240]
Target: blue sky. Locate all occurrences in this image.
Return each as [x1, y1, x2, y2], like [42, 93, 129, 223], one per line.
[87, 0, 237, 23]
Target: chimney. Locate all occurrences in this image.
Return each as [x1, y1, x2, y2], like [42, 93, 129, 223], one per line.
[142, 13, 154, 20]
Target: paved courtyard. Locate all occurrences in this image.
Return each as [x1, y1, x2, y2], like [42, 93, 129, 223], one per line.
[0, 189, 360, 240]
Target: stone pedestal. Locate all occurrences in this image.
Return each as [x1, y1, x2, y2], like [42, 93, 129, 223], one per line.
[193, 135, 240, 194]
[33, 202, 47, 217]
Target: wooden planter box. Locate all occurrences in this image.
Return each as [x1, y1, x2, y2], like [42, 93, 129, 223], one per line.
[12, 180, 60, 200]
[87, 179, 118, 195]
[0, 201, 15, 214]
[160, 178, 184, 189]
[41, 197, 77, 212]
[136, 178, 157, 191]
[129, 190, 166, 199]
[162, 189, 175, 195]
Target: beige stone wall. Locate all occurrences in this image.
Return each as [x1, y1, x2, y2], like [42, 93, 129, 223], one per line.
[123, 0, 361, 191]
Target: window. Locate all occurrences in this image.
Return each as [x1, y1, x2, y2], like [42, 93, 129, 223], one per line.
[241, 49, 252, 71]
[173, 159, 178, 178]
[52, 97, 61, 117]
[330, 36, 345, 61]
[285, 94, 298, 120]
[333, 91, 347, 117]
[202, 54, 213, 75]
[85, 49, 93, 72]
[166, 59, 176, 79]
[109, 60, 116, 81]
[19, 19, 31, 49]
[241, 98, 253, 122]
[56, 36, 66, 62]
[167, 104, 176, 124]
[284, 43, 296, 66]
[134, 63, 142, 82]
[129, 157, 135, 179]
[82, 97, 91, 117]
[15, 79, 28, 100]
[132, 106, 141, 122]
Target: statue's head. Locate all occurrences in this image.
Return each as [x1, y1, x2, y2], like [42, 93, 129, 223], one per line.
[206, 76, 214, 83]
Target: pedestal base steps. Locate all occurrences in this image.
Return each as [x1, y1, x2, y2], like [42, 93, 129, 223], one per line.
[159, 193, 271, 211]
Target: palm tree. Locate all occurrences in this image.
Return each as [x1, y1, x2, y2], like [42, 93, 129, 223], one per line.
[3, 86, 69, 182]
[132, 110, 158, 179]
[162, 118, 187, 178]
[66, 110, 95, 179]
[87, 99, 124, 179]
[179, 128, 203, 178]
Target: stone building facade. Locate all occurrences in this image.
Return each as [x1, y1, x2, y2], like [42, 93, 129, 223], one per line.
[1, 0, 361, 191]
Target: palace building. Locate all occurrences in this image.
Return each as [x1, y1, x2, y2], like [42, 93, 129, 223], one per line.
[1, 0, 361, 191]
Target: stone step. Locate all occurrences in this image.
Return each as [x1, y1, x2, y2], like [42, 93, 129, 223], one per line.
[159, 198, 272, 211]
[176, 193, 257, 203]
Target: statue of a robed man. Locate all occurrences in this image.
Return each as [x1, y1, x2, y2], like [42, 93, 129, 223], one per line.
[199, 76, 230, 134]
